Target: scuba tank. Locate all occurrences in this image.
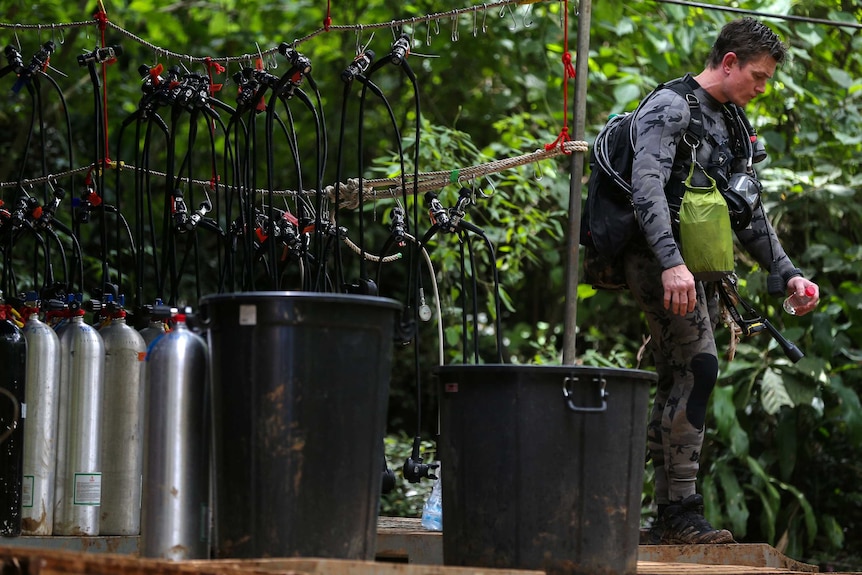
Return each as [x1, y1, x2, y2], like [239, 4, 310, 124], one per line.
[98, 303, 146, 535]
[20, 304, 61, 535]
[53, 308, 105, 536]
[139, 317, 168, 347]
[140, 309, 209, 559]
[0, 297, 27, 537]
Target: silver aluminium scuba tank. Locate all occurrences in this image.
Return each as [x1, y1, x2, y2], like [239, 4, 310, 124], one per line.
[21, 308, 61, 535]
[0, 300, 27, 537]
[140, 310, 209, 560]
[54, 309, 105, 536]
[139, 318, 168, 347]
[98, 310, 146, 535]
[139, 300, 168, 347]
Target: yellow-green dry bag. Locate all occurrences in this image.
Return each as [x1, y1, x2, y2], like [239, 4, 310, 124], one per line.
[679, 162, 734, 281]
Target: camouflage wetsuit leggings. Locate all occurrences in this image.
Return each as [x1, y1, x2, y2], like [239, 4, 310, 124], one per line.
[623, 243, 722, 505]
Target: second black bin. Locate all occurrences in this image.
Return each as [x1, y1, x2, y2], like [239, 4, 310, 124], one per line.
[436, 364, 655, 575]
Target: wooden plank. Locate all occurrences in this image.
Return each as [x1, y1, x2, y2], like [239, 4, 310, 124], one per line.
[4, 542, 859, 575]
[638, 545, 817, 573]
[176, 558, 545, 575]
[637, 562, 808, 575]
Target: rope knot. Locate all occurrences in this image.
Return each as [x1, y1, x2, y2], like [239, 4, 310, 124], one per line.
[93, 9, 109, 31]
[205, 57, 226, 75]
[545, 126, 572, 153]
[562, 52, 576, 78]
[205, 57, 225, 94]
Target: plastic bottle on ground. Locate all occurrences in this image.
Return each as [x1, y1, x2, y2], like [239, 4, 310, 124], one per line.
[420, 467, 442, 531]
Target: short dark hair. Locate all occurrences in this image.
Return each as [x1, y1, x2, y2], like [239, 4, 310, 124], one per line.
[707, 17, 787, 68]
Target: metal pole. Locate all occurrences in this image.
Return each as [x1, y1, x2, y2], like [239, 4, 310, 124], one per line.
[561, 0, 591, 365]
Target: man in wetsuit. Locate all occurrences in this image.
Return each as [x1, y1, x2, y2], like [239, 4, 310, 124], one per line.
[625, 17, 820, 544]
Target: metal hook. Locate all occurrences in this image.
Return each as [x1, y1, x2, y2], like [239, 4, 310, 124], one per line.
[426, 17, 432, 46]
[355, 25, 363, 54]
[533, 160, 544, 182]
[482, 5, 488, 33]
[458, 177, 479, 204]
[255, 41, 265, 66]
[362, 30, 375, 54]
[14, 25, 22, 53]
[451, 15, 459, 42]
[480, 176, 496, 198]
[523, 4, 534, 28]
[472, 7, 479, 37]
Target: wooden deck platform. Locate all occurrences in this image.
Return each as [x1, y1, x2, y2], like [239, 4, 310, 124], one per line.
[375, 517, 833, 574]
[0, 516, 858, 575]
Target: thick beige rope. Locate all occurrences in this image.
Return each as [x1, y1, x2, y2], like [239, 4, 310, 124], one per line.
[328, 139, 588, 210]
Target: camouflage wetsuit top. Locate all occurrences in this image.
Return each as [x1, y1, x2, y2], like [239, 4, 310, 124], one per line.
[624, 76, 801, 505]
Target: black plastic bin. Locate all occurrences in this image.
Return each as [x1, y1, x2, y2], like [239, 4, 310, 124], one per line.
[200, 292, 401, 559]
[436, 364, 655, 575]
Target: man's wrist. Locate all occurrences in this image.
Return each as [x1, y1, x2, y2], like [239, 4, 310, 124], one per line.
[782, 267, 803, 285]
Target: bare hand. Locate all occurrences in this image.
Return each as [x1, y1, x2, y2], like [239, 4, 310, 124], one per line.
[662, 264, 696, 316]
[786, 276, 819, 316]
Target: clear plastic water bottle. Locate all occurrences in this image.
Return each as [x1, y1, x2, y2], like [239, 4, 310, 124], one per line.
[783, 285, 817, 315]
[420, 468, 442, 531]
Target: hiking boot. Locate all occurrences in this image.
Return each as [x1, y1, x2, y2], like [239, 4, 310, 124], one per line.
[644, 514, 666, 545]
[660, 494, 735, 544]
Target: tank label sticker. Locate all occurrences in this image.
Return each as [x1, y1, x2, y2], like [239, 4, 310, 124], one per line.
[239, 304, 257, 326]
[73, 473, 102, 505]
[21, 476, 34, 508]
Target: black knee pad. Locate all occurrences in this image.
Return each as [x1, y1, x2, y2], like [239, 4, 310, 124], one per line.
[686, 353, 718, 430]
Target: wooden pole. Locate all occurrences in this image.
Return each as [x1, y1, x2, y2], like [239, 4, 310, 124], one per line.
[561, 0, 591, 365]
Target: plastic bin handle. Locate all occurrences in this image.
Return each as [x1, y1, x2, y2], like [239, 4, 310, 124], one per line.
[562, 375, 608, 413]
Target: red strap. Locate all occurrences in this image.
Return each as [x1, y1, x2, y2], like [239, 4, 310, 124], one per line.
[94, 6, 114, 164]
[323, 0, 332, 31]
[205, 57, 225, 95]
[93, 9, 109, 31]
[87, 188, 103, 207]
[21, 306, 40, 321]
[150, 63, 164, 84]
[544, 0, 575, 154]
